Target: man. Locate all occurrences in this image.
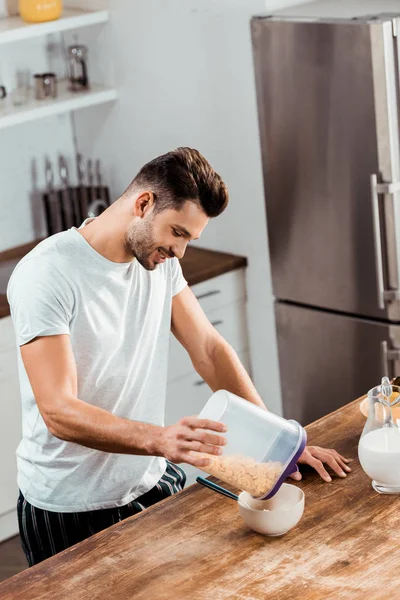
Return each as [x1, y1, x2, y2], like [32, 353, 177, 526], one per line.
[7, 147, 350, 566]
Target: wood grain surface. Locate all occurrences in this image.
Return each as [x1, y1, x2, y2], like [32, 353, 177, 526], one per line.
[1, 397, 397, 600]
[180, 246, 247, 286]
[0, 240, 247, 318]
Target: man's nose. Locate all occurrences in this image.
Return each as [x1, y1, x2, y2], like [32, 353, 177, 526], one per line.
[171, 240, 188, 260]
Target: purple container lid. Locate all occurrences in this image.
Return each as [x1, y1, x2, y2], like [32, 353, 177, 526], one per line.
[257, 420, 307, 500]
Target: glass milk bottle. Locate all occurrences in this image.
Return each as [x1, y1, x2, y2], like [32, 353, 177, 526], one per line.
[358, 377, 400, 494]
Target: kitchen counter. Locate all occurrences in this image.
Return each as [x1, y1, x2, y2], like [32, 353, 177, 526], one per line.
[1, 397, 397, 599]
[0, 239, 247, 319]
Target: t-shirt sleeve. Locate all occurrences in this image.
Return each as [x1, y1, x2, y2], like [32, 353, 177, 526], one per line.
[7, 258, 73, 346]
[170, 257, 187, 297]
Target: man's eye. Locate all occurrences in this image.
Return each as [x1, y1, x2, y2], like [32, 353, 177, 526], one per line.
[172, 229, 182, 237]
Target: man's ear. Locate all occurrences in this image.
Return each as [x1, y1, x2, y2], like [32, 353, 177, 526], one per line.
[133, 191, 155, 218]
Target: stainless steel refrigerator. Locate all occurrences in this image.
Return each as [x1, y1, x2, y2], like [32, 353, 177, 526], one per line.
[251, 12, 400, 425]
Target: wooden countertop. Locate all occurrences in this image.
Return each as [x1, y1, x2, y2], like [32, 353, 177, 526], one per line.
[180, 246, 247, 286]
[1, 398, 398, 599]
[0, 239, 247, 319]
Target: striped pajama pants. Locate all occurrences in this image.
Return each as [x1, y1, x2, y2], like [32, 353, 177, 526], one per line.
[17, 461, 186, 567]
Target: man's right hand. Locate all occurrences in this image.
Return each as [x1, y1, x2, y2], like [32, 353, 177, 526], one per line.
[159, 416, 228, 468]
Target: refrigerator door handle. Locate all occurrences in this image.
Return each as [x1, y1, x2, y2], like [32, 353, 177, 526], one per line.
[371, 174, 386, 309]
[381, 340, 390, 378]
[381, 340, 400, 379]
[370, 175, 400, 309]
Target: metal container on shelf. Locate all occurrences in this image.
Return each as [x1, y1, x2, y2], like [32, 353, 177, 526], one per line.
[34, 73, 57, 100]
[0, 85, 6, 109]
[67, 44, 89, 92]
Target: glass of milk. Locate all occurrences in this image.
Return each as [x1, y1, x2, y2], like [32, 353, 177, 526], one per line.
[358, 377, 400, 494]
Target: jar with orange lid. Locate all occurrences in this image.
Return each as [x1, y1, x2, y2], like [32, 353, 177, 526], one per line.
[18, 0, 62, 23]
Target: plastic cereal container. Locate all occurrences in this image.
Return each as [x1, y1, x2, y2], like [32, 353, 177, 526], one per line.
[198, 390, 307, 499]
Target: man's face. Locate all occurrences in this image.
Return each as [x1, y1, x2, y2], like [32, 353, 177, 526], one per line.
[125, 200, 209, 270]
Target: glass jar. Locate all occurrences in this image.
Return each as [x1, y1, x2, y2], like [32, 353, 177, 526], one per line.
[67, 44, 89, 92]
[358, 376, 400, 494]
[18, 0, 62, 23]
[0, 85, 6, 110]
[198, 390, 307, 499]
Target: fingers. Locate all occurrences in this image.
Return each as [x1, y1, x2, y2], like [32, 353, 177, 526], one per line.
[181, 451, 211, 469]
[182, 440, 224, 456]
[336, 458, 352, 473]
[303, 446, 353, 482]
[187, 430, 228, 448]
[180, 416, 228, 433]
[329, 448, 352, 465]
[315, 449, 352, 475]
[331, 450, 352, 471]
[180, 425, 227, 451]
[322, 453, 347, 478]
[177, 418, 228, 457]
[289, 471, 302, 481]
[338, 454, 352, 464]
[167, 418, 228, 465]
[307, 457, 332, 483]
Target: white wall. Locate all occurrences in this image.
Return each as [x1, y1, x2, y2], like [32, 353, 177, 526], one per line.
[0, 35, 76, 251]
[0, 17, 115, 252]
[0, 114, 74, 249]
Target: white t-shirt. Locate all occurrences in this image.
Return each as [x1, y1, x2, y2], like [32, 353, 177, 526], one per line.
[7, 224, 187, 512]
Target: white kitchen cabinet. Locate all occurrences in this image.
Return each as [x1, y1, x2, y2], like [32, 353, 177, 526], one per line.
[169, 299, 249, 383]
[190, 269, 246, 313]
[0, 316, 21, 542]
[168, 269, 249, 383]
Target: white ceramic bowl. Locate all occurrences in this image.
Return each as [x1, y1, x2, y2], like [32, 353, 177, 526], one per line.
[238, 483, 305, 537]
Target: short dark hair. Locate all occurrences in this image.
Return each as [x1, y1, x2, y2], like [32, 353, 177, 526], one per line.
[126, 147, 229, 217]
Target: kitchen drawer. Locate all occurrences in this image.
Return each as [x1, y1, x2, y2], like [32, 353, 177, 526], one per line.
[190, 269, 246, 316]
[168, 299, 249, 382]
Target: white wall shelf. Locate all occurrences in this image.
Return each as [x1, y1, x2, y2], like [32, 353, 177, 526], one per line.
[0, 7, 109, 45]
[0, 81, 117, 129]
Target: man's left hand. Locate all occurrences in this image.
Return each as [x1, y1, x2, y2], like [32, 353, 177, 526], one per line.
[290, 446, 352, 482]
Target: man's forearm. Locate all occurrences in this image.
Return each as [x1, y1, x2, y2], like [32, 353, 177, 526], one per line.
[196, 339, 267, 410]
[46, 395, 164, 455]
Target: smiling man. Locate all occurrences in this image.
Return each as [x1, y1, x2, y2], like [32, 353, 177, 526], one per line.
[7, 147, 350, 566]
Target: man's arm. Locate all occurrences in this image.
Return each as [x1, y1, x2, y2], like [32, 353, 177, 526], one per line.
[171, 286, 266, 409]
[20, 334, 227, 468]
[171, 286, 352, 481]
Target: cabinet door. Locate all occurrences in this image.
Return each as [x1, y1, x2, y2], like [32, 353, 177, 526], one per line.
[191, 269, 246, 314]
[168, 299, 249, 382]
[0, 317, 21, 524]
